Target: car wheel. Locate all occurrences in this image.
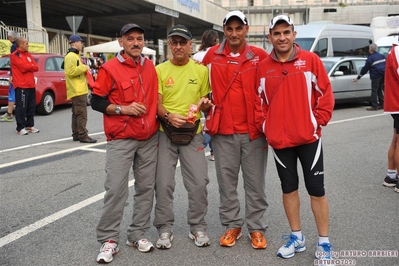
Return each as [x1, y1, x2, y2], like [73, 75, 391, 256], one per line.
[37, 91, 54, 115]
[86, 89, 92, 106]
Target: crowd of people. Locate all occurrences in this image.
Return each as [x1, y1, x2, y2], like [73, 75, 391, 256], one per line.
[3, 9, 399, 266]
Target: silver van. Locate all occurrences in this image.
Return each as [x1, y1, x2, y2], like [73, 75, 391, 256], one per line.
[294, 22, 373, 57]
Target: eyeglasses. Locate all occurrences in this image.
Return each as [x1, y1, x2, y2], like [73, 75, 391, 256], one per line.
[169, 40, 188, 47]
[269, 15, 292, 29]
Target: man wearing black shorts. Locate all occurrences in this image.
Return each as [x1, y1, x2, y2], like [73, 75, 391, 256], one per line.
[382, 43, 399, 191]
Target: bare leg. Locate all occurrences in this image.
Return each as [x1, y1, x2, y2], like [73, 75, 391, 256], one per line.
[283, 190, 301, 231]
[310, 195, 329, 236]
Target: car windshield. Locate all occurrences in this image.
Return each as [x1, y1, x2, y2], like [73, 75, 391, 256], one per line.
[321, 60, 336, 73]
[0, 57, 10, 70]
[295, 38, 315, 51]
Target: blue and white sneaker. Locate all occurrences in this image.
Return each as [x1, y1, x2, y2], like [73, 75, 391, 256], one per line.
[315, 242, 335, 265]
[277, 234, 306, 258]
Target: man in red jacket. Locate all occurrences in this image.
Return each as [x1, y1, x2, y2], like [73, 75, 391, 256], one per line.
[10, 37, 39, 135]
[91, 23, 159, 263]
[256, 15, 334, 262]
[382, 43, 399, 191]
[202, 10, 269, 249]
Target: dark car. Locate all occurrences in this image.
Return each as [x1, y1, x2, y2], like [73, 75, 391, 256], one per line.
[0, 53, 70, 115]
[321, 57, 371, 103]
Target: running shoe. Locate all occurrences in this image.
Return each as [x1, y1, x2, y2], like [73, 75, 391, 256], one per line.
[395, 181, 399, 193]
[315, 242, 334, 265]
[17, 128, 28, 135]
[189, 231, 210, 247]
[156, 232, 173, 249]
[0, 113, 13, 122]
[96, 240, 119, 264]
[383, 175, 398, 187]
[126, 239, 154, 252]
[26, 127, 40, 133]
[220, 228, 242, 247]
[277, 234, 306, 259]
[249, 231, 267, 249]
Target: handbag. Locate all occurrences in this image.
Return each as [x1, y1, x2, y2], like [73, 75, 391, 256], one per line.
[203, 45, 249, 135]
[159, 118, 200, 145]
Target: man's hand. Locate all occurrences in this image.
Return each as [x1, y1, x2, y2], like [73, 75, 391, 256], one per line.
[122, 102, 146, 116]
[197, 97, 213, 113]
[168, 113, 188, 128]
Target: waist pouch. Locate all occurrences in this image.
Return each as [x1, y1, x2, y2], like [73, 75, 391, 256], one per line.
[159, 118, 200, 145]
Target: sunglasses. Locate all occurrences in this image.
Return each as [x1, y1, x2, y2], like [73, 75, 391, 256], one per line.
[169, 40, 188, 47]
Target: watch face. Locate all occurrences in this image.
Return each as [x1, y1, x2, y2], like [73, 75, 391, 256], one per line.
[116, 106, 121, 114]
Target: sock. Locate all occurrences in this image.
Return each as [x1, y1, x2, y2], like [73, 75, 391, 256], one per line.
[292, 230, 303, 239]
[387, 170, 397, 178]
[319, 236, 329, 244]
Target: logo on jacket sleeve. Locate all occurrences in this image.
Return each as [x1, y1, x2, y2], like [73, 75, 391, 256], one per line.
[294, 58, 306, 70]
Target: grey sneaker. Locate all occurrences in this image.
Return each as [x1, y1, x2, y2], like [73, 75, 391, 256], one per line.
[17, 128, 28, 135]
[26, 127, 40, 133]
[395, 182, 399, 193]
[189, 231, 210, 247]
[156, 232, 173, 249]
[96, 240, 119, 263]
[126, 239, 154, 253]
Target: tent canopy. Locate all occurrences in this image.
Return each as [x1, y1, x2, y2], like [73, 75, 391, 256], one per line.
[84, 40, 156, 56]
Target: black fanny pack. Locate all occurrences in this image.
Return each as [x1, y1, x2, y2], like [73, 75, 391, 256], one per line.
[159, 118, 200, 145]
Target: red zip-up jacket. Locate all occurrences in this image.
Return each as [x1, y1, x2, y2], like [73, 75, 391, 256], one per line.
[10, 49, 38, 88]
[255, 44, 334, 149]
[384, 44, 399, 114]
[202, 39, 267, 140]
[92, 52, 159, 141]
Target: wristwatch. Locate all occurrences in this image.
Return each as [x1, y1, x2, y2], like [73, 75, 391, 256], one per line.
[115, 105, 122, 115]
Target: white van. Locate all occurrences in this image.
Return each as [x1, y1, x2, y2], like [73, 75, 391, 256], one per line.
[375, 35, 399, 57]
[294, 21, 373, 57]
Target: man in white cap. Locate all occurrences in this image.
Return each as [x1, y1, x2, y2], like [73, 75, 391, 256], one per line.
[64, 34, 97, 143]
[255, 15, 335, 262]
[202, 10, 269, 249]
[0, 30, 18, 122]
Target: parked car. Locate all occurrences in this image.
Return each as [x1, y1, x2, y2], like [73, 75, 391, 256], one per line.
[321, 57, 371, 103]
[0, 53, 70, 115]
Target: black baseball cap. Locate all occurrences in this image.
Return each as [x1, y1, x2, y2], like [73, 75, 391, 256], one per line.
[168, 24, 192, 40]
[119, 23, 145, 37]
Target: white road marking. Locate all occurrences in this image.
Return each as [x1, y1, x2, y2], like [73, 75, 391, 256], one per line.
[3, 111, 379, 248]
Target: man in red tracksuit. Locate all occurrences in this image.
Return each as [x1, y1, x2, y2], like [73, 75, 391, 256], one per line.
[10, 37, 39, 135]
[255, 15, 335, 262]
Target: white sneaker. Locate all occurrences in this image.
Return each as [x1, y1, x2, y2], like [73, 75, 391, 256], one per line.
[126, 239, 154, 253]
[26, 127, 40, 133]
[277, 234, 306, 259]
[209, 154, 215, 161]
[96, 240, 119, 263]
[189, 231, 210, 247]
[17, 128, 28, 135]
[156, 232, 173, 249]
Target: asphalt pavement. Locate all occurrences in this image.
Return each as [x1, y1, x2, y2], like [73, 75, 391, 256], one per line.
[0, 103, 398, 266]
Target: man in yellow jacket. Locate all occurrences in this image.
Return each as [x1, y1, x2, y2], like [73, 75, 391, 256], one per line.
[64, 34, 97, 143]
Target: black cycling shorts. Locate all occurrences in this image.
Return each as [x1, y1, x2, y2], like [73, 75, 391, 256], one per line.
[273, 139, 325, 197]
[392, 114, 399, 134]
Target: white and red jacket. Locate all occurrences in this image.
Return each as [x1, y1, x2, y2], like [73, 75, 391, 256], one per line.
[10, 49, 38, 89]
[202, 39, 268, 140]
[384, 44, 399, 114]
[255, 44, 334, 149]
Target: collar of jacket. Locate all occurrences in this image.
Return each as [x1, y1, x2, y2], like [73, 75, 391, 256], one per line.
[116, 50, 145, 67]
[215, 39, 255, 61]
[67, 48, 80, 55]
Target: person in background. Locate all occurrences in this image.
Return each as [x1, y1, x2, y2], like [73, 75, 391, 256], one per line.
[153, 24, 212, 250]
[10, 37, 39, 135]
[256, 15, 335, 262]
[354, 43, 386, 111]
[193, 29, 219, 161]
[0, 30, 18, 122]
[91, 23, 159, 263]
[64, 34, 97, 143]
[382, 43, 399, 191]
[202, 11, 269, 249]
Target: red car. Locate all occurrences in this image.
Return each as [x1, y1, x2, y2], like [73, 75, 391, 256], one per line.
[0, 53, 70, 115]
